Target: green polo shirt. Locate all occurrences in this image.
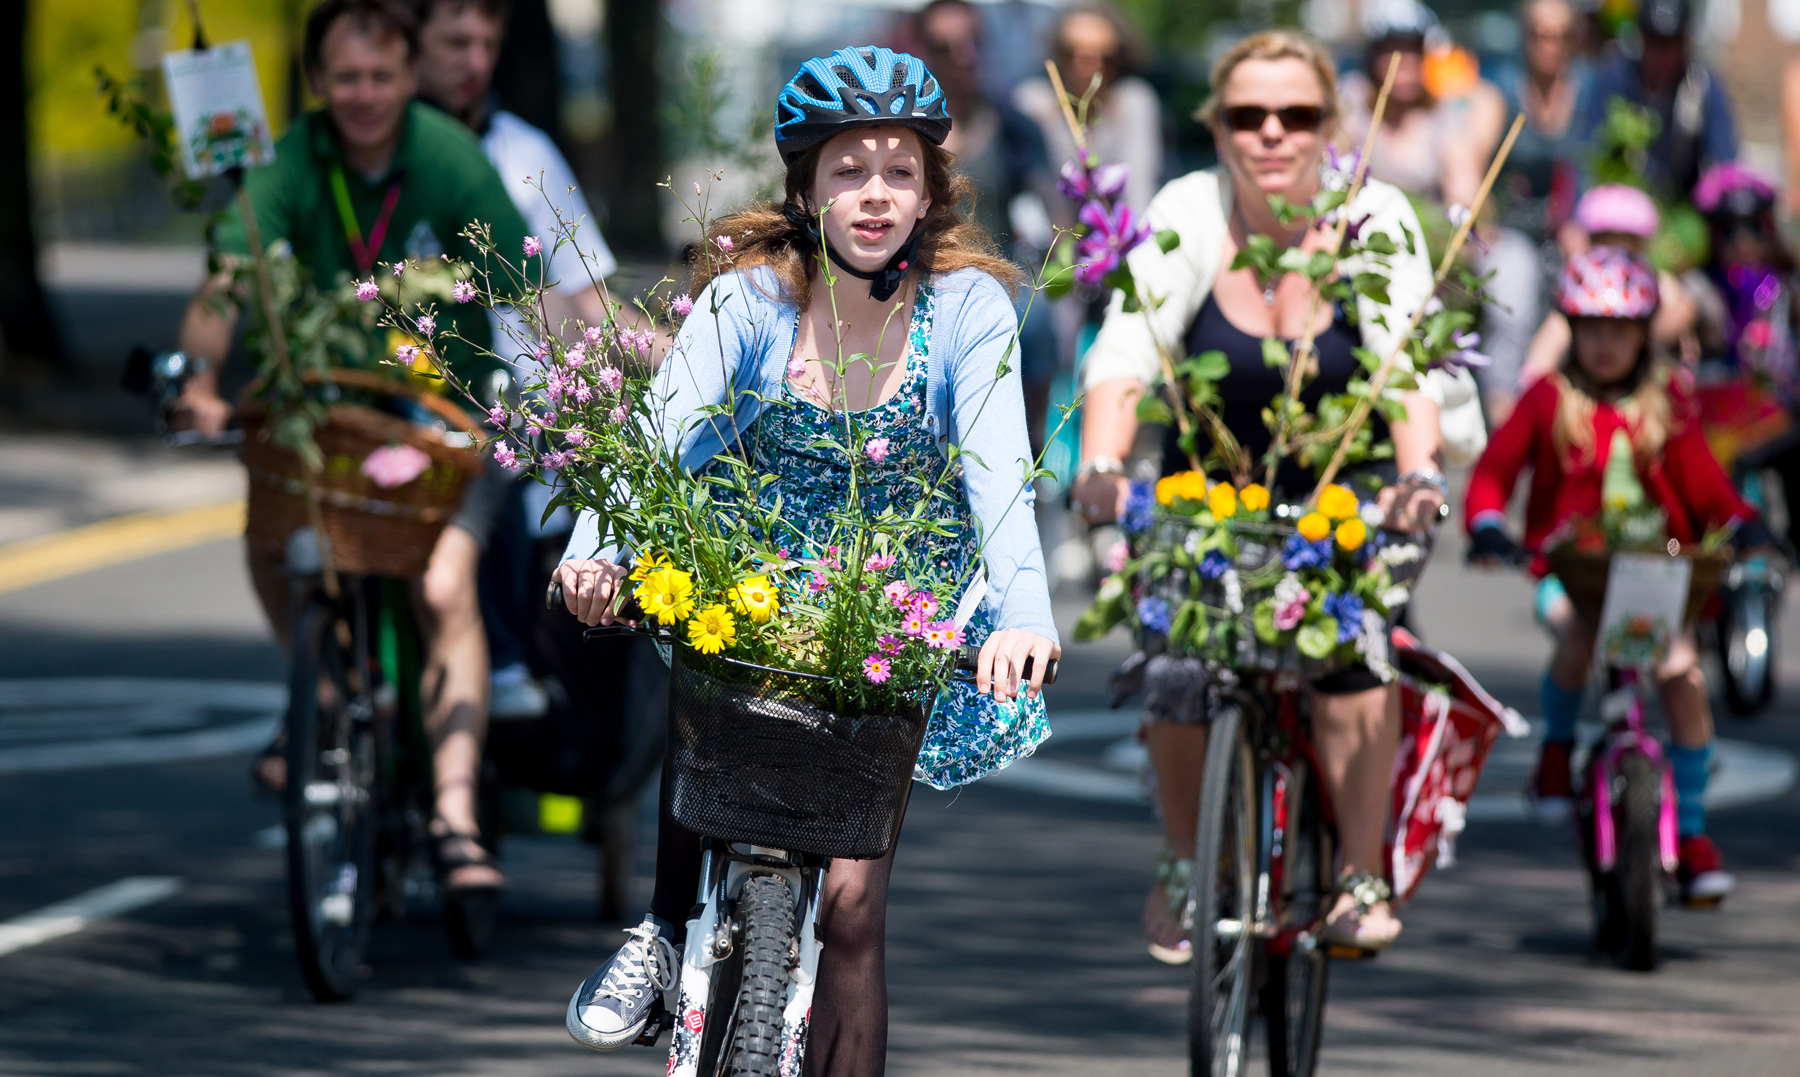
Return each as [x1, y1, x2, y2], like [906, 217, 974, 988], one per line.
[211, 101, 537, 388]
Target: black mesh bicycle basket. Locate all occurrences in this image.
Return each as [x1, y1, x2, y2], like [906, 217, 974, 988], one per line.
[665, 642, 932, 860]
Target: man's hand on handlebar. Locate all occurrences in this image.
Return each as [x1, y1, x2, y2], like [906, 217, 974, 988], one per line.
[976, 628, 1061, 704]
[556, 559, 633, 626]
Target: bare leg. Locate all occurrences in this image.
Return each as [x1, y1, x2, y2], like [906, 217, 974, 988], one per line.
[1658, 629, 1712, 749]
[1314, 685, 1402, 941]
[804, 849, 896, 1077]
[409, 525, 500, 888]
[1550, 616, 1597, 695]
[245, 542, 291, 648]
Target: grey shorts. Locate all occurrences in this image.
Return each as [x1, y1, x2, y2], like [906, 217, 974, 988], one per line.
[447, 453, 520, 552]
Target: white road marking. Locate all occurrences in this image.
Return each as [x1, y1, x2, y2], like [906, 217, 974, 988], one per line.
[0, 876, 184, 959]
[0, 679, 282, 774]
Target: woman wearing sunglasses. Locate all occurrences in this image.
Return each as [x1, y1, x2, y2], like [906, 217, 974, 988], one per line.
[1068, 29, 1448, 961]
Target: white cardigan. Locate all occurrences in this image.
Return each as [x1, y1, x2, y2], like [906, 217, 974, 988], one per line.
[1081, 168, 1487, 465]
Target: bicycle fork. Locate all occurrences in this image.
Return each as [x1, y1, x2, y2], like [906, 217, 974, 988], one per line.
[1587, 690, 1680, 876]
[666, 845, 826, 1077]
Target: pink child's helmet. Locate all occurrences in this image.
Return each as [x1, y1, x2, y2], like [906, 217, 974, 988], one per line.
[1556, 246, 1660, 319]
[1573, 184, 1660, 238]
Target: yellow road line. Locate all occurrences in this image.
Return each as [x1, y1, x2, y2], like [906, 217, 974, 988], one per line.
[0, 500, 246, 595]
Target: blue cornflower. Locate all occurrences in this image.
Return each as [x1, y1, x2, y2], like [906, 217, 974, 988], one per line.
[1136, 596, 1173, 633]
[1123, 481, 1155, 533]
[1322, 591, 1364, 643]
[1282, 534, 1332, 570]
[1199, 549, 1232, 580]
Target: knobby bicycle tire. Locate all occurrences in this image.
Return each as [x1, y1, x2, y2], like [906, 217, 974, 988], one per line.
[1263, 758, 1332, 1077]
[1616, 752, 1661, 972]
[284, 596, 379, 1002]
[727, 873, 796, 1076]
[1189, 704, 1255, 1077]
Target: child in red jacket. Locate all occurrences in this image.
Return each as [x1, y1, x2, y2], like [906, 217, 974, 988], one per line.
[1466, 247, 1767, 904]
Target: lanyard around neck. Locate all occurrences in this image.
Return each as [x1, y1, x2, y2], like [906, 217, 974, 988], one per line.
[328, 164, 405, 275]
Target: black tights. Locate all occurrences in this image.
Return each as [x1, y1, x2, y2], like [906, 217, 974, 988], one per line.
[647, 785, 897, 1077]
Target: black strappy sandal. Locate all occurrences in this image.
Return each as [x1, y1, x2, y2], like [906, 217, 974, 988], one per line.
[431, 829, 506, 895]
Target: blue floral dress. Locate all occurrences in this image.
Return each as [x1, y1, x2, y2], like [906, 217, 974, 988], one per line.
[743, 280, 1050, 789]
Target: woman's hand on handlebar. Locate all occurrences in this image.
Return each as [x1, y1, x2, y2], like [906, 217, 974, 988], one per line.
[976, 629, 1060, 703]
[557, 559, 631, 626]
[1377, 476, 1445, 533]
[1070, 472, 1129, 527]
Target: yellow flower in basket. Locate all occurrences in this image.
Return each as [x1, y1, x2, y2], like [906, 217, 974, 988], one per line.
[1335, 518, 1367, 551]
[1176, 471, 1209, 503]
[1318, 484, 1359, 521]
[1208, 482, 1237, 519]
[1240, 483, 1270, 512]
[638, 566, 696, 624]
[629, 551, 669, 582]
[1297, 512, 1331, 542]
[1155, 475, 1180, 507]
[687, 604, 737, 654]
[728, 575, 778, 623]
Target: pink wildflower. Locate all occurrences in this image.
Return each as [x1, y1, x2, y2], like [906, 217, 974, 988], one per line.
[487, 403, 508, 429]
[864, 437, 891, 462]
[1273, 597, 1309, 631]
[493, 440, 519, 471]
[862, 654, 892, 684]
[525, 413, 545, 435]
[865, 553, 896, 573]
[672, 294, 694, 316]
[361, 443, 432, 488]
[571, 380, 593, 404]
[395, 344, 420, 365]
[809, 571, 829, 594]
[716, 235, 734, 251]
[584, 325, 606, 347]
[883, 580, 911, 607]
[452, 280, 476, 303]
[391, 260, 405, 279]
[877, 633, 905, 656]
[415, 314, 435, 336]
[564, 342, 588, 368]
[1103, 539, 1129, 574]
[910, 591, 939, 618]
[694, 182, 703, 196]
[786, 357, 808, 380]
[608, 404, 628, 424]
[824, 545, 842, 570]
[922, 620, 964, 651]
[355, 279, 379, 301]
[565, 426, 588, 448]
[523, 235, 543, 257]
[596, 366, 624, 392]
[900, 611, 927, 637]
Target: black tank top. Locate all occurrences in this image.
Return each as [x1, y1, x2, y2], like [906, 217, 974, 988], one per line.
[1161, 294, 1386, 498]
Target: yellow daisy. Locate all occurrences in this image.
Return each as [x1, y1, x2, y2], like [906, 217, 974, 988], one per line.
[727, 575, 778, 623]
[687, 604, 737, 654]
[637, 566, 695, 624]
[1317, 484, 1359, 521]
[1297, 512, 1331, 542]
[629, 550, 669, 582]
[1208, 482, 1237, 519]
[1335, 518, 1367, 551]
[1175, 471, 1209, 503]
[1240, 483, 1270, 512]
[1155, 475, 1180, 507]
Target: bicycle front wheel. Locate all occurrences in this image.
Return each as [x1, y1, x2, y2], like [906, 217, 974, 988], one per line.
[1614, 752, 1662, 971]
[285, 594, 379, 1002]
[724, 873, 796, 1076]
[1262, 758, 1332, 1076]
[1189, 703, 1256, 1077]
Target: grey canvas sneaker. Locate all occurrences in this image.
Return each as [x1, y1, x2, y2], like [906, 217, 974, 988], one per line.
[566, 915, 679, 1051]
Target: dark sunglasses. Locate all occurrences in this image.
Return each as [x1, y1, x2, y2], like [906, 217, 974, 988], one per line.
[1221, 105, 1327, 134]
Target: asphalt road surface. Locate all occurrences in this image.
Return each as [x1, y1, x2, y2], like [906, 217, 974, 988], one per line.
[3, 526, 1800, 1076]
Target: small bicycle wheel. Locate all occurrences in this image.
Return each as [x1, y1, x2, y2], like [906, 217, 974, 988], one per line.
[285, 595, 379, 1002]
[724, 873, 795, 1076]
[1189, 703, 1257, 1077]
[1614, 752, 1661, 972]
[1262, 760, 1332, 1077]
[1722, 587, 1778, 716]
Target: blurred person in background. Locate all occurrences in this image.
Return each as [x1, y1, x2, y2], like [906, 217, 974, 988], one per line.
[1475, 0, 1592, 423]
[411, 0, 621, 720]
[1013, 1, 1162, 215]
[917, 0, 1062, 454]
[1576, 0, 1738, 203]
[172, 0, 535, 895]
[1337, 0, 1494, 211]
[1784, 57, 1800, 223]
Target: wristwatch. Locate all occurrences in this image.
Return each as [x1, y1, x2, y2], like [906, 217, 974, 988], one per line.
[1397, 467, 1447, 493]
[1075, 455, 1127, 482]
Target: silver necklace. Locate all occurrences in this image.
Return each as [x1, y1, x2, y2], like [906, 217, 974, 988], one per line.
[1235, 205, 1306, 307]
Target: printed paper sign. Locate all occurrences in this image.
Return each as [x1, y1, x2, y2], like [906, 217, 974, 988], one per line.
[1597, 554, 1691, 667]
[162, 41, 275, 178]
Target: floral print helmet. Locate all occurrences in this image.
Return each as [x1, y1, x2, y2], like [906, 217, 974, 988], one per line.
[1556, 246, 1660, 320]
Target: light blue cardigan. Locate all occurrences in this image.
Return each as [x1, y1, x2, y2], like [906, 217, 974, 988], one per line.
[560, 264, 1058, 641]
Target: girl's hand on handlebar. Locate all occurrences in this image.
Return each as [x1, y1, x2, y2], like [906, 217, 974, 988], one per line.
[557, 559, 631, 626]
[976, 629, 1061, 703]
[1466, 526, 1524, 568]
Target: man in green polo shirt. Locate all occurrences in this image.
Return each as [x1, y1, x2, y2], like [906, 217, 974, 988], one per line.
[175, 0, 531, 893]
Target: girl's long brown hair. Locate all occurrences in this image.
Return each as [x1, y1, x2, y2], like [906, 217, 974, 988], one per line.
[1551, 344, 1674, 468]
[689, 132, 1023, 309]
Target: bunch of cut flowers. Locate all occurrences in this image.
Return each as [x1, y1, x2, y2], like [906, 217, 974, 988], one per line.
[357, 177, 1052, 717]
[1061, 59, 1524, 675]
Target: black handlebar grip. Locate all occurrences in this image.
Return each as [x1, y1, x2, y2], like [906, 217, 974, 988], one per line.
[546, 578, 564, 610]
[953, 646, 1059, 685]
[546, 576, 647, 623]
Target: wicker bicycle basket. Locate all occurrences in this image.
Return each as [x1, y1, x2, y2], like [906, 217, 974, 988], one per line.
[665, 643, 933, 860]
[239, 369, 485, 578]
[1545, 546, 1729, 627]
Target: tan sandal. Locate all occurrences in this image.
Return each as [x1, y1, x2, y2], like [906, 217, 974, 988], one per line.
[1144, 850, 1194, 965]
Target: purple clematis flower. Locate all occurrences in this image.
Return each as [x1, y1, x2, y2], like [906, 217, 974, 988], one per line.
[1075, 200, 1151, 286]
[1440, 330, 1491, 369]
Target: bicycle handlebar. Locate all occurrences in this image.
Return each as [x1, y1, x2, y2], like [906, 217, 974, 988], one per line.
[547, 578, 1057, 685]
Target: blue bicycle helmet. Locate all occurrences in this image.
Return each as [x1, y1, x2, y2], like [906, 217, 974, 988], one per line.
[775, 46, 951, 163]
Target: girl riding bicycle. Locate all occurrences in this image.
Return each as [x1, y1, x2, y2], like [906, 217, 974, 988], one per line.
[1465, 246, 1768, 904]
[553, 47, 1060, 1074]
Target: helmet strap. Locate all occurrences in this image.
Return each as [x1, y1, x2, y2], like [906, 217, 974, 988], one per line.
[785, 201, 922, 303]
